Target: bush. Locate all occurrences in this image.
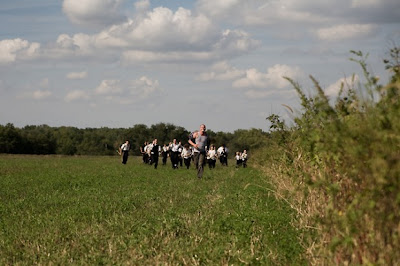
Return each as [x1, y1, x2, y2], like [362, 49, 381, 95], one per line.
[254, 48, 400, 264]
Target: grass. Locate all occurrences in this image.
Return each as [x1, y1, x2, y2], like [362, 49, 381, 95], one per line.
[0, 154, 304, 265]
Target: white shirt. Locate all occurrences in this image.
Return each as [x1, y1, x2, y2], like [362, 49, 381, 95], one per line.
[181, 148, 192, 159]
[207, 149, 217, 160]
[120, 143, 130, 151]
[170, 143, 181, 152]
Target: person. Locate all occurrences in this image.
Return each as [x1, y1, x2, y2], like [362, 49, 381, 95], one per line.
[119, 140, 130, 164]
[169, 139, 181, 169]
[235, 151, 242, 168]
[140, 141, 149, 164]
[242, 149, 248, 168]
[207, 145, 217, 169]
[189, 124, 210, 178]
[150, 138, 160, 169]
[181, 143, 192, 169]
[217, 144, 228, 166]
[145, 141, 153, 164]
[161, 144, 169, 165]
[178, 141, 183, 167]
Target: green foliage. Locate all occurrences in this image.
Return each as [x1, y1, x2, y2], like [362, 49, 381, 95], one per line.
[256, 47, 400, 264]
[0, 155, 304, 265]
[0, 123, 22, 153]
[0, 123, 257, 157]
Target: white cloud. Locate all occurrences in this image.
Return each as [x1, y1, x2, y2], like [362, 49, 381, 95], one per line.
[315, 24, 379, 41]
[196, 0, 328, 26]
[94, 80, 123, 95]
[134, 0, 150, 12]
[233, 64, 304, 89]
[0, 39, 40, 63]
[62, 0, 126, 28]
[17, 90, 53, 100]
[65, 90, 90, 102]
[197, 0, 400, 26]
[0, 6, 259, 65]
[325, 75, 360, 97]
[128, 76, 163, 99]
[32, 90, 52, 100]
[197, 61, 244, 81]
[196, 0, 240, 18]
[79, 76, 164, 105]
[67, 71, 88, 79]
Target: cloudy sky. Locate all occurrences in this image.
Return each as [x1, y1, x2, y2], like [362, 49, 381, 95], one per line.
[1, 0, 399, 132]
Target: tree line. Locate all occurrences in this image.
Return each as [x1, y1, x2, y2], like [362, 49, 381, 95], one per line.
[0, 122, 268, 156]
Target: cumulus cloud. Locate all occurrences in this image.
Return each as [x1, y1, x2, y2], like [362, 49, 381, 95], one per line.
[128, 76, 163, 99]
[17, 90, 53, 100]
[64, 76, 163, 105]
[65, 90, 90, 102]
[0, 39, 40, 63]
[325, 75, 360, 97]
[0, 5, 259, 65]
[94, 80, 123, 95]
[315, 24, 379, 41]
[67, 71, 88, 79]
[197, 61, 244, 81]
[32, 90, 52, 100]
[233, 64, 304, 89]
[62, 0, 126, 28]
[196, 0, 328, 26]
[134, 0, 150, 13]
[196, 0, 400, 26]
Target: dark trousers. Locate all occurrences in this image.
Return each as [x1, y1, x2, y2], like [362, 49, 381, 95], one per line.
[162, 154, 168, 165]
[122, 151, 129, 164]
[152, 155, 159, 169]
[208, 159, 216, 169]
[184, 158, 191, 169]
[171, 152, 179, 168]
[193, 152, 206, 178]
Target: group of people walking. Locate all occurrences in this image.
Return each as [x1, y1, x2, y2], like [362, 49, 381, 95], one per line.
[119, 124, 248, 178]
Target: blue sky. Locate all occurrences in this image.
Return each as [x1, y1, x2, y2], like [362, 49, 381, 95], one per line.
[1, 0, 399, 132]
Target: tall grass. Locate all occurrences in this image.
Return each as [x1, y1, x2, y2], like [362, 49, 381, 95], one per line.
[254, 49, 400, 264]
[0, 155, 304, 265]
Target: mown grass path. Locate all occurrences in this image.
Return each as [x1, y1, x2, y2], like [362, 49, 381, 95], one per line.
[0, 155, 304, 265]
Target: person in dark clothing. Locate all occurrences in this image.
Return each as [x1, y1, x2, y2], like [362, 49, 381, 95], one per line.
[151, 138, 160, 169]
[119, 140, 130, 164]
[140, 141, 149, 164]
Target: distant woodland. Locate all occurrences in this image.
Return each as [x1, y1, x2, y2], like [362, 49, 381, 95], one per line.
[0, 122, 267, 156]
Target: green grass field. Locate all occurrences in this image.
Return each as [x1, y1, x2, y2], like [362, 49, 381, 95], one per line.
[0, 155, 304, 265]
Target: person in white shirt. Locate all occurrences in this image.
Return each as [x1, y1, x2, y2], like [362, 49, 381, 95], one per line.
[181, 144, 192, 169]
[151, 138, 161, 169]
[235, 151, 242, 168]
[178, 141, 183, 167]
[145, 142, 153, 164]
[241, 149, 248, 168]
[207, 145, 217, 169]
[217, 144, 228, 166]
[119, 140, 130, 164]
[161, 144, 169, 165]
[169, 139, 182, 169]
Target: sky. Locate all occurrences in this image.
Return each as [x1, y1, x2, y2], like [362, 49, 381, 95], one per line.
[0, 0, 399, 132]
